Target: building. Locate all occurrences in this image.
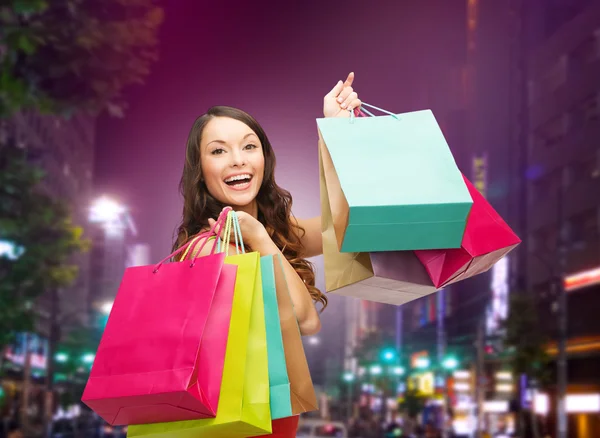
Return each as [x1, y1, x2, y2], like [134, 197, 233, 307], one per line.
[88, 198, 143, 320]
[526, 1, 600, 435]
[4, 111, 96, 334]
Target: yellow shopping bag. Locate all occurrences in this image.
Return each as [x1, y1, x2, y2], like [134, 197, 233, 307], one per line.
[128, 213, 271, 438]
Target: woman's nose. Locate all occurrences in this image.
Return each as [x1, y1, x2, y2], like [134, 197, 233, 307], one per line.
[230, 149, 246, 167]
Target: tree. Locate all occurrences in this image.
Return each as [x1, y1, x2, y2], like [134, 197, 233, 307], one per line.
[502, 293, 551, 438]
[0, 143, 89, 362]
[0, 0, 164, 117]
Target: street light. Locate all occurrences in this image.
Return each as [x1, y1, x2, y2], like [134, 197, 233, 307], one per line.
[55, 353, 68, 363]
[442, 356, 459, 371]
[89, 197, 126, 225]
[82, 353, 95, 364]
[380, 347, 396, 363]
[392, 366, 405, 376]
[369, 364, 383, 376]
[100, 301, 114, 315]
[415, 357, 430, 369]
[343, 372, 355, 382]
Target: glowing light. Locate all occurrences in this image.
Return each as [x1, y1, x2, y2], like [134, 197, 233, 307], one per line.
[442, 356, 459, 370]
[484, 400, 509, 413]
[415, 357, 430, 369]
[369, 365, 383, 376]
[55, 353, 68, 363]
[495, 383, 514, 392]
[392, 366, 405, 376]
[0, 240, 25, 260]
[495, 371, 512, 381]
[564, 267, 600, 292]
[90, 197, 125, 224]
[453, 370, 471, 379]
[486, 256, 509, 335]
[566, 394, 600, 413]
[100, 301, 114, 315]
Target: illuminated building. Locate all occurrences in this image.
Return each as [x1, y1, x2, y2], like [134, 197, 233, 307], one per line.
[525, 1, 600, 435]
[2, 111, 96, 336]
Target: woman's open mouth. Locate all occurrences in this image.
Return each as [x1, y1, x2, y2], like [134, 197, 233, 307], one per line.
[224, 173, 253, 191]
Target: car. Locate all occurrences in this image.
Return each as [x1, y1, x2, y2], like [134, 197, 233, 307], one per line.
[296, 420, 347, 438]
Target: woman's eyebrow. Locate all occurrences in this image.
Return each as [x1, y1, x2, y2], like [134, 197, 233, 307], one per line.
[207, 133, 257, 147]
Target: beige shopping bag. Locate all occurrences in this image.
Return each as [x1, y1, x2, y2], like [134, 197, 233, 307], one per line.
[319, 134, 440, 305]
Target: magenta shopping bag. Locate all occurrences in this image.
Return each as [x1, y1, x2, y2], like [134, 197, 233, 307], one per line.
[82, 212, 237, 426]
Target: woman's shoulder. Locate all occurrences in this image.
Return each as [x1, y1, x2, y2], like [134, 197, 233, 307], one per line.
[180, 232, 218, 260]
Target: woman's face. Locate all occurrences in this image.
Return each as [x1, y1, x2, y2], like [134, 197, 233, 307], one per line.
[200, 116, 265, 209]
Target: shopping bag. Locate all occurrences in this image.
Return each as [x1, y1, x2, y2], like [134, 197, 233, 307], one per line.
[320, 139, 440, 305]
[128, 211, 271, 438]
[415, 174, 521, 288]
[82, 213, 236, 425]
[252, 415, 300, 438]
[260, 255, 292, 420]
[272, 254, 318, 414]
[317, 103, 472, 252]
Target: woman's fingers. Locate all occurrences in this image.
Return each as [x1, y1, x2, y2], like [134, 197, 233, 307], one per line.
[348, 98, 362, 112]
[341, 92, 358, 109]
[325, 80, 344, 100]
[336, 86, 353, 104]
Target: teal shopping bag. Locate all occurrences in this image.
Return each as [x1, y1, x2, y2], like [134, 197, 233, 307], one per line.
[316, 104, 472, 252]
[261, 255, 293, 420]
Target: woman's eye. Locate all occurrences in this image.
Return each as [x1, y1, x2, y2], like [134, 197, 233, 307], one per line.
[211, 148, 225, 155]
[244, 143, 258, 150]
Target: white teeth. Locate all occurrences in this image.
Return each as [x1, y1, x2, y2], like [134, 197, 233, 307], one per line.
[225, 174, 252, 183]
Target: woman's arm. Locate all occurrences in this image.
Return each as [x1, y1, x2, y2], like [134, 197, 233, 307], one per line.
[202, 212, 322, 336]
[251, 237, 321, 336]
[289, 72, 360, 258]
[294, 216, 323, 258]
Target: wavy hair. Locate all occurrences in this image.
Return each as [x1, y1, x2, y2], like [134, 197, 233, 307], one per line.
[172, 106, 327, 310]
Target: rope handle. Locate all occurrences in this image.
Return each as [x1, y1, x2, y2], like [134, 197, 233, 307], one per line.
[350, 102, 400, 124]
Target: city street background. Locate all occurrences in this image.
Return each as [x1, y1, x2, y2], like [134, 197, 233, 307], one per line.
[1, 0, 600, 437]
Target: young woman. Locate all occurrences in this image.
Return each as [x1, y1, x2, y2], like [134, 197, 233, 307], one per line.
[173, 73, 361, 336]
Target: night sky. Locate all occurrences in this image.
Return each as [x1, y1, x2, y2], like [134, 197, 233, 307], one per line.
[95, 0, 466, 285]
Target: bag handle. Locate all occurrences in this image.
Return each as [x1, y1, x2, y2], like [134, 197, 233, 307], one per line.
[152, 207, 231, 272]
[188, 208, 232, 265]
[218, 210, 246, 255]
[350, 102, 400, 124]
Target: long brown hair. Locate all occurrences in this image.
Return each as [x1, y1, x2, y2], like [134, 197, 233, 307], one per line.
[173, 106, 327, 310]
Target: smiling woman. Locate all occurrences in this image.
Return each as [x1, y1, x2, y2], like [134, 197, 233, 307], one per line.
[172, 73, 362, 335]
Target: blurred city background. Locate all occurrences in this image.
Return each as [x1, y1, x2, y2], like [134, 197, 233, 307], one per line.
[1, 0, 600, 437]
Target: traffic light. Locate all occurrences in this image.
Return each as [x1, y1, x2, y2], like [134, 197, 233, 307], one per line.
[380, 347, 397, 363]
[442, 356, 459, 370]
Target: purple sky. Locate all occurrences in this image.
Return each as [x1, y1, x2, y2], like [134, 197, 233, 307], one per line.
[95, 0, 466, 285]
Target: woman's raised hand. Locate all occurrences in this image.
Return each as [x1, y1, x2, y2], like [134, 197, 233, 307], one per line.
[323, 72, 362, 118]
[208, 209, 268, 249]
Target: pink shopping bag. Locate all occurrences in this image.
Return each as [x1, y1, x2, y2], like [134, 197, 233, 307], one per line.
[82, 212, 237, 425]
[415, 175, 521, 288]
